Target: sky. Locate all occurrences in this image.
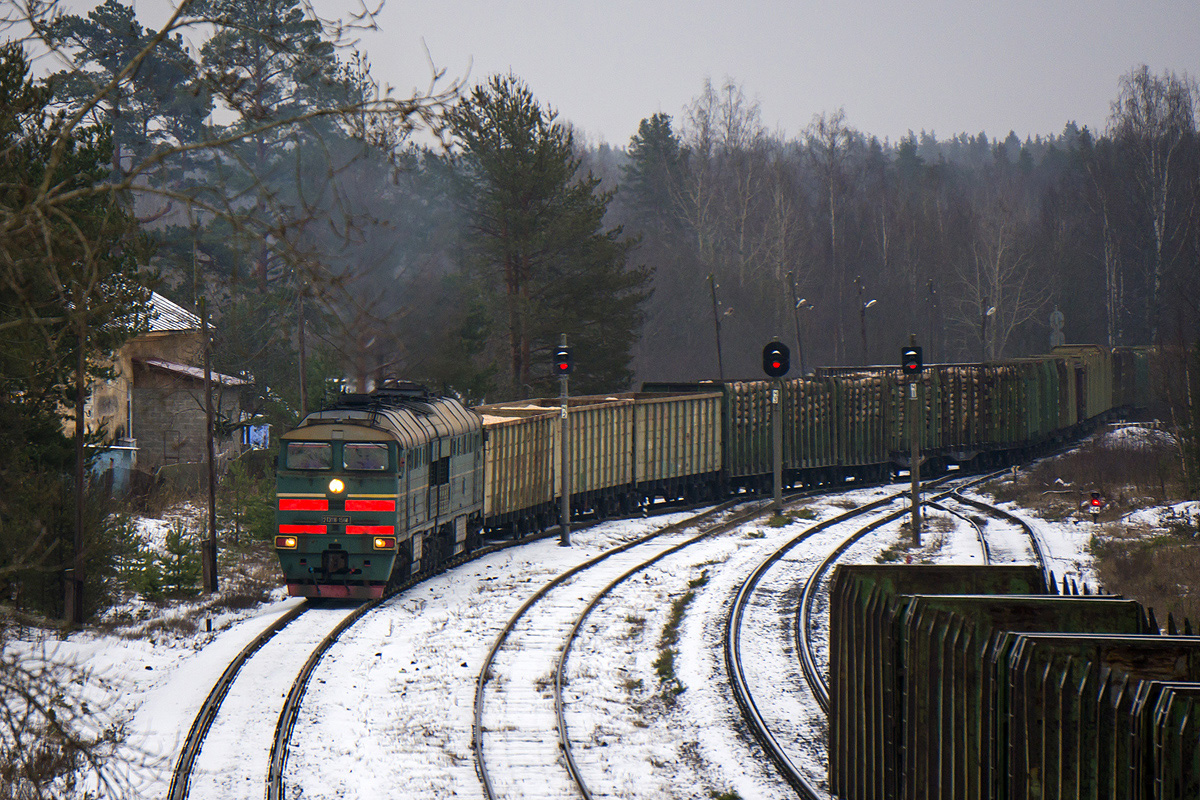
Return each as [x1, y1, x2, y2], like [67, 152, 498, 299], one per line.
[62, 0, 1199, 148]
[318, 0, 1200, 147]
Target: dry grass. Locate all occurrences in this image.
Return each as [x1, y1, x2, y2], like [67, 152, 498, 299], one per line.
[1090, 533, 1200, 630]
[989, 426, 1185, 518]
[985, 426, 1198, 631]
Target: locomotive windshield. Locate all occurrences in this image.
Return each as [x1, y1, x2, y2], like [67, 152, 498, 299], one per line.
[286, 442, 332, 470]
[343, 442, 389, 471]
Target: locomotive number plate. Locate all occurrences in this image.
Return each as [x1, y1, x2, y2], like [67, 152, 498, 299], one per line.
[323, 515, 350, 524]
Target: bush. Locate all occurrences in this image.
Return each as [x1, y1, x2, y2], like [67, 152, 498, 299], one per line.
[218, 456, 275, 544]
[160, 519, 201, 597]
[1090, 533, 1200, 629]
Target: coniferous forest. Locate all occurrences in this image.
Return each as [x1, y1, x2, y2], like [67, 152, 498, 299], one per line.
[1, 1, 1199, 620]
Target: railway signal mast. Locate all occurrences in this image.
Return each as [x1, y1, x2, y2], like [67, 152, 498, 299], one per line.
[762, 341, 790, 517]
[555, 336, 572, 546]
[901, 339, 923, 543]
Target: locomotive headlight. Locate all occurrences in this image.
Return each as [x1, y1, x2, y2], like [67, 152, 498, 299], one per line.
[275, 536, 298, 549]
[373, 537, 396, 550]
[328, 478, 346, 494]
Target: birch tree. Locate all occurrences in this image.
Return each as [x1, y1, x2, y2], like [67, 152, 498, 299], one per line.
[1108, 65, 1197, 344]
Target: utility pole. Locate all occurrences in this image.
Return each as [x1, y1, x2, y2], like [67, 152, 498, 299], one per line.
[788, 271, 809, 376]
[298, 288, 308, 417]
[67, 308, 86, 626]
[708, 274, 725, 381]
[555, 335, 572, 546]
[201, 299, 218, 593]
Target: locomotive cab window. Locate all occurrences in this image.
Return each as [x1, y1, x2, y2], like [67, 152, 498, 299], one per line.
[286, 442, 332, 470]
[343, 442, 389, 471]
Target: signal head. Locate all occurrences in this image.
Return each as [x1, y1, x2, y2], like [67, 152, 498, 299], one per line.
[762, 341, 790, 378]
[554, 346, 573, 375]
[901, 346, 923, 374]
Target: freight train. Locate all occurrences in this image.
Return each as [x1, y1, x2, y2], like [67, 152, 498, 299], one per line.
[273, 345, 1150, 599]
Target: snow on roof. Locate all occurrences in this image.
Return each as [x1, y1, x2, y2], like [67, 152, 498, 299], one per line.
[147, 292, 200, 332]
[139, 357, 251, 387]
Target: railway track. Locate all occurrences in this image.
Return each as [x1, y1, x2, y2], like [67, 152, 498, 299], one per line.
[167, 496, 733, 800]
[472, 498, 781, 800]
[723, 472, 1050, 799]
[166, 601, 358, 800]
[167, 522, 571, 800]
[171, 471, 1078, 800]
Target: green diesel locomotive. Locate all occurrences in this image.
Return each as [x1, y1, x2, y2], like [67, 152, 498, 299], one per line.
[274, 383, 483, 599]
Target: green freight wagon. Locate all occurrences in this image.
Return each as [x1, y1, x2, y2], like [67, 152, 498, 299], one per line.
[1112, 346, 1152, 412]
[1053, 344, 1114, 422]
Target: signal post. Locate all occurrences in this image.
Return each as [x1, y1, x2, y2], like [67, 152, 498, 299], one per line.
[762, 341, 790, 517]
[554, 336, 573, 546]
[901, 339, 923, 543]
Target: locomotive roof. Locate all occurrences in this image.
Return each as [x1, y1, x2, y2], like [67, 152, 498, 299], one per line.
[282, 385, 480, 447]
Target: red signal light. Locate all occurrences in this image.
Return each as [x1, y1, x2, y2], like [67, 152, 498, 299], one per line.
[762, 341, 790, 377]
[1091, 497, 1102, 507]
[554, 346, 573, 375]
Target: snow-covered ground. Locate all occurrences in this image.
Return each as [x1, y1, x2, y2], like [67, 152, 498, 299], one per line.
[5, 474, 1125, 799]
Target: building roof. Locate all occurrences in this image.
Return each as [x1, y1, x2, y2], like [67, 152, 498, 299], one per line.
[138, 358, 251, 387]
[147, 292, 201, 332]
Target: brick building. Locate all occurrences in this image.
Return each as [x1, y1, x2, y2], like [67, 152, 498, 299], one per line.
[84, 293, 249, 480]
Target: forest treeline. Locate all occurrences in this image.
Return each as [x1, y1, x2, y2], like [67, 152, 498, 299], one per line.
[611, 72, 1200, 382]
[3, 1, 1200, 608]
[6, 1, 1199, 414]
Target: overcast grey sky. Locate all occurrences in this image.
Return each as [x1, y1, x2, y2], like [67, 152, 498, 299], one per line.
[338, 0, 1198, 146]
[120, 0, 1197, 147]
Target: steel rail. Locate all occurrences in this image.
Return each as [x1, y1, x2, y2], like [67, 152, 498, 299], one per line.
[795, 471, 1007, 714]
[725, 492, 911, 799]
[180, 495, 755, 800]
[167, 601, 308, 800]
[475, 476, 919, 799]
[553, 501, 782, 799]
[264, 529, 554, 800]
[925, 499, 992, 565]
[472, 498, 757, 800]
[946, 489, 1056, 591]
[720, 473, 975, 798]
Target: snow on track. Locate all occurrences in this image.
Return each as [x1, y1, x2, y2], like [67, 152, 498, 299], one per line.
[283, 514, 699, 799]
[184, 604, 357, 800]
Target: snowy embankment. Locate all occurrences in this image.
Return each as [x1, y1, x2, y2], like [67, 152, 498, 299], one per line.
[12, 473, 1108, 800]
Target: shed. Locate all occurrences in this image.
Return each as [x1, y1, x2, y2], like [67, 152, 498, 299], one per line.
[83, 292, 250, 478]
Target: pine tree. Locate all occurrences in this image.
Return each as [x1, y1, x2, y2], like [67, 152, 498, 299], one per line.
[45, 0, 210, 183]
[622, 113, 685, 236]
[0, 42, 151, 621]
[447, 74, 651, 396]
